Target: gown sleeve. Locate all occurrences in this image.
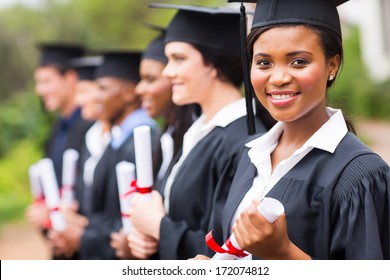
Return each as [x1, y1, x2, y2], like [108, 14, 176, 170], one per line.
[158, 152, 239, 260]
[330, 153, 390, 259]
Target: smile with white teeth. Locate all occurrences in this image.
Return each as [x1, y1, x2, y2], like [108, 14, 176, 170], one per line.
[271, 93, 297, 100]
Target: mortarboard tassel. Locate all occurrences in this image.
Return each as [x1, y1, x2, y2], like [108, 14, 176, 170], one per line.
[240, 3, 256, 135]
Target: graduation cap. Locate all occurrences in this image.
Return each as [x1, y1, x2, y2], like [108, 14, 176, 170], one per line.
[37, 43, 85, 67]
[228, 0, 349, 36]
[149, 3, 242, 59]
[94, 51, 142, 82]
[142, 23, 168, 64]
[226, 0, 349, 134]
[68, 56, 103, 81]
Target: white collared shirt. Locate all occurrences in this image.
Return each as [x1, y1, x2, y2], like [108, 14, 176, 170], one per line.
[157, 130, 175, 181]
[163, 98, 247, 213]
[231, 107, 348, 259]
[83, 121, 111, 187]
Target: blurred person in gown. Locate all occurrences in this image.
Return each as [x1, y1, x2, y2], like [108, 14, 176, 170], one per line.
[49, 50, 160, 259]
[110, 28, 199, 259]
[26, 43, 92, 259]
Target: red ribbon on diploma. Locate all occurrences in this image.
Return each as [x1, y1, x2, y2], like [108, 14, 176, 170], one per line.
[119, 180, 153, 218]
[33, 194, 45, 204]
[42, 206, 60, 229]
[206, 230, 248, 258]
[59, 184, 73, 198]
[129, 179, 153, 194]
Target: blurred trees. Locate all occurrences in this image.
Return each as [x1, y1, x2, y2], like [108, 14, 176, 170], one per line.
[0, 0, 225, 224]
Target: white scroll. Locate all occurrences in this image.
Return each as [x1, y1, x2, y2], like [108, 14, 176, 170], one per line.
[38, 158, 66, 232]
[61, 149, 79, 207]
[211, 197, 285, 260]
[28, 163, 44, 203]
[133, 125, 154, 199]
[116, 161, 136, 234]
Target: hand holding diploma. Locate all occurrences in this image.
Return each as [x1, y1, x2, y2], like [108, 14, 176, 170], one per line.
[38, 158, 66, 232]
[209, 197, 285, 260]
[61, 149, 79, 207]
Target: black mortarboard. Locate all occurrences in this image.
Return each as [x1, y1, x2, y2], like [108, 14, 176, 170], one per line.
[142, 24, 168, 64]
[228, 0, 349, 36]
[37, 43, 85, 67]
[149, 3, 241, 58]
[68, 56, 102, 81]
[94, 51, 142, 82]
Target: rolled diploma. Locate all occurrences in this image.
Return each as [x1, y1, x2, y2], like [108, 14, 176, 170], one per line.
[212, 197, 284, 260]
[116, 161, 136, 234]
[133, 125, 153, 199]
[38, 158, 66, 231]
[29, 163, 43, 202]
[61, 149, 79, 206]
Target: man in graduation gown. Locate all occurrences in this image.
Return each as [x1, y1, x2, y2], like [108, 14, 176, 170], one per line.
[34, 43, 93, 183]
[50, 51, 160, 259]
[26, 43, 93, 259]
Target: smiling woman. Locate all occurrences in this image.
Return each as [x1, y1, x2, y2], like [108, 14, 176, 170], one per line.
[190, 0, 390, 260]
[127, 3, 269, 260]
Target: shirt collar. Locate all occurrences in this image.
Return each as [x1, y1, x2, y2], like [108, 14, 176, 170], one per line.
[200, 98, 246, 130]
[110, 109, 159, 149]
[59, 107, 81, 129]
[246, 107, 348, 154]
[304, 107, 348, 153]
[86, 121, 111, 156]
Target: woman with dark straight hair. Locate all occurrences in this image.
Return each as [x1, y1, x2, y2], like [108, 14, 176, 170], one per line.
[127, 4, 269, 260]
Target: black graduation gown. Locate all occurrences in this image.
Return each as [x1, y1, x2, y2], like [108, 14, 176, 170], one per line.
[157, 116, 267, 260]
[45, 109, 93, 185]
[78, 126, 159, 259]
[221, 132, 390, 260]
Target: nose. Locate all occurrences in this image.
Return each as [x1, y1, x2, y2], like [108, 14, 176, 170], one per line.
[162, 61, 176, 79]
[135, 80, 145, 96]
[269, 65, 292, 87]
[35, 83, 46, 97]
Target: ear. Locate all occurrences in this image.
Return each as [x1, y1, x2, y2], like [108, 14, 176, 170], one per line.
[210, 67, 218, 79]
[328, 54, 341, 77]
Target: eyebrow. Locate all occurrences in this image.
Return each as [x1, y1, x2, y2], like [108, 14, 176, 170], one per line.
[254, 50, 313, 58]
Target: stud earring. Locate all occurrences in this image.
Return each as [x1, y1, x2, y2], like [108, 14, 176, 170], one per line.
[328, 75, 334, 81]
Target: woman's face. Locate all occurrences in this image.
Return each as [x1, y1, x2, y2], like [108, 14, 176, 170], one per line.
[250, 26, 339, 123]
[74, 80, 101, 121]
[95, 77, 136, 124]
[135, 59, 173, 118]
[163, 42, 215, 106]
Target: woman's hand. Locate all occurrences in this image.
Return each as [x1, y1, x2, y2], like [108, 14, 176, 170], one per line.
[233, 200, 310, 260]
[26, 203, 50, 229]
[189, 254, 211, 260]
[130, 190, 165, 240]
[110, 229, 134, 259]
[49, 212, 88, 257]
[127, 227, 158, 259]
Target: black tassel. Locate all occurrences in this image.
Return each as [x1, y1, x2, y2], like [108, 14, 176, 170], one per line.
[240, 3, 256, 135]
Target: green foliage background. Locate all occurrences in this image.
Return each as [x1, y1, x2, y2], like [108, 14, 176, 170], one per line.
[0, 0, 225, 227]
[0, 0, 389, 227]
